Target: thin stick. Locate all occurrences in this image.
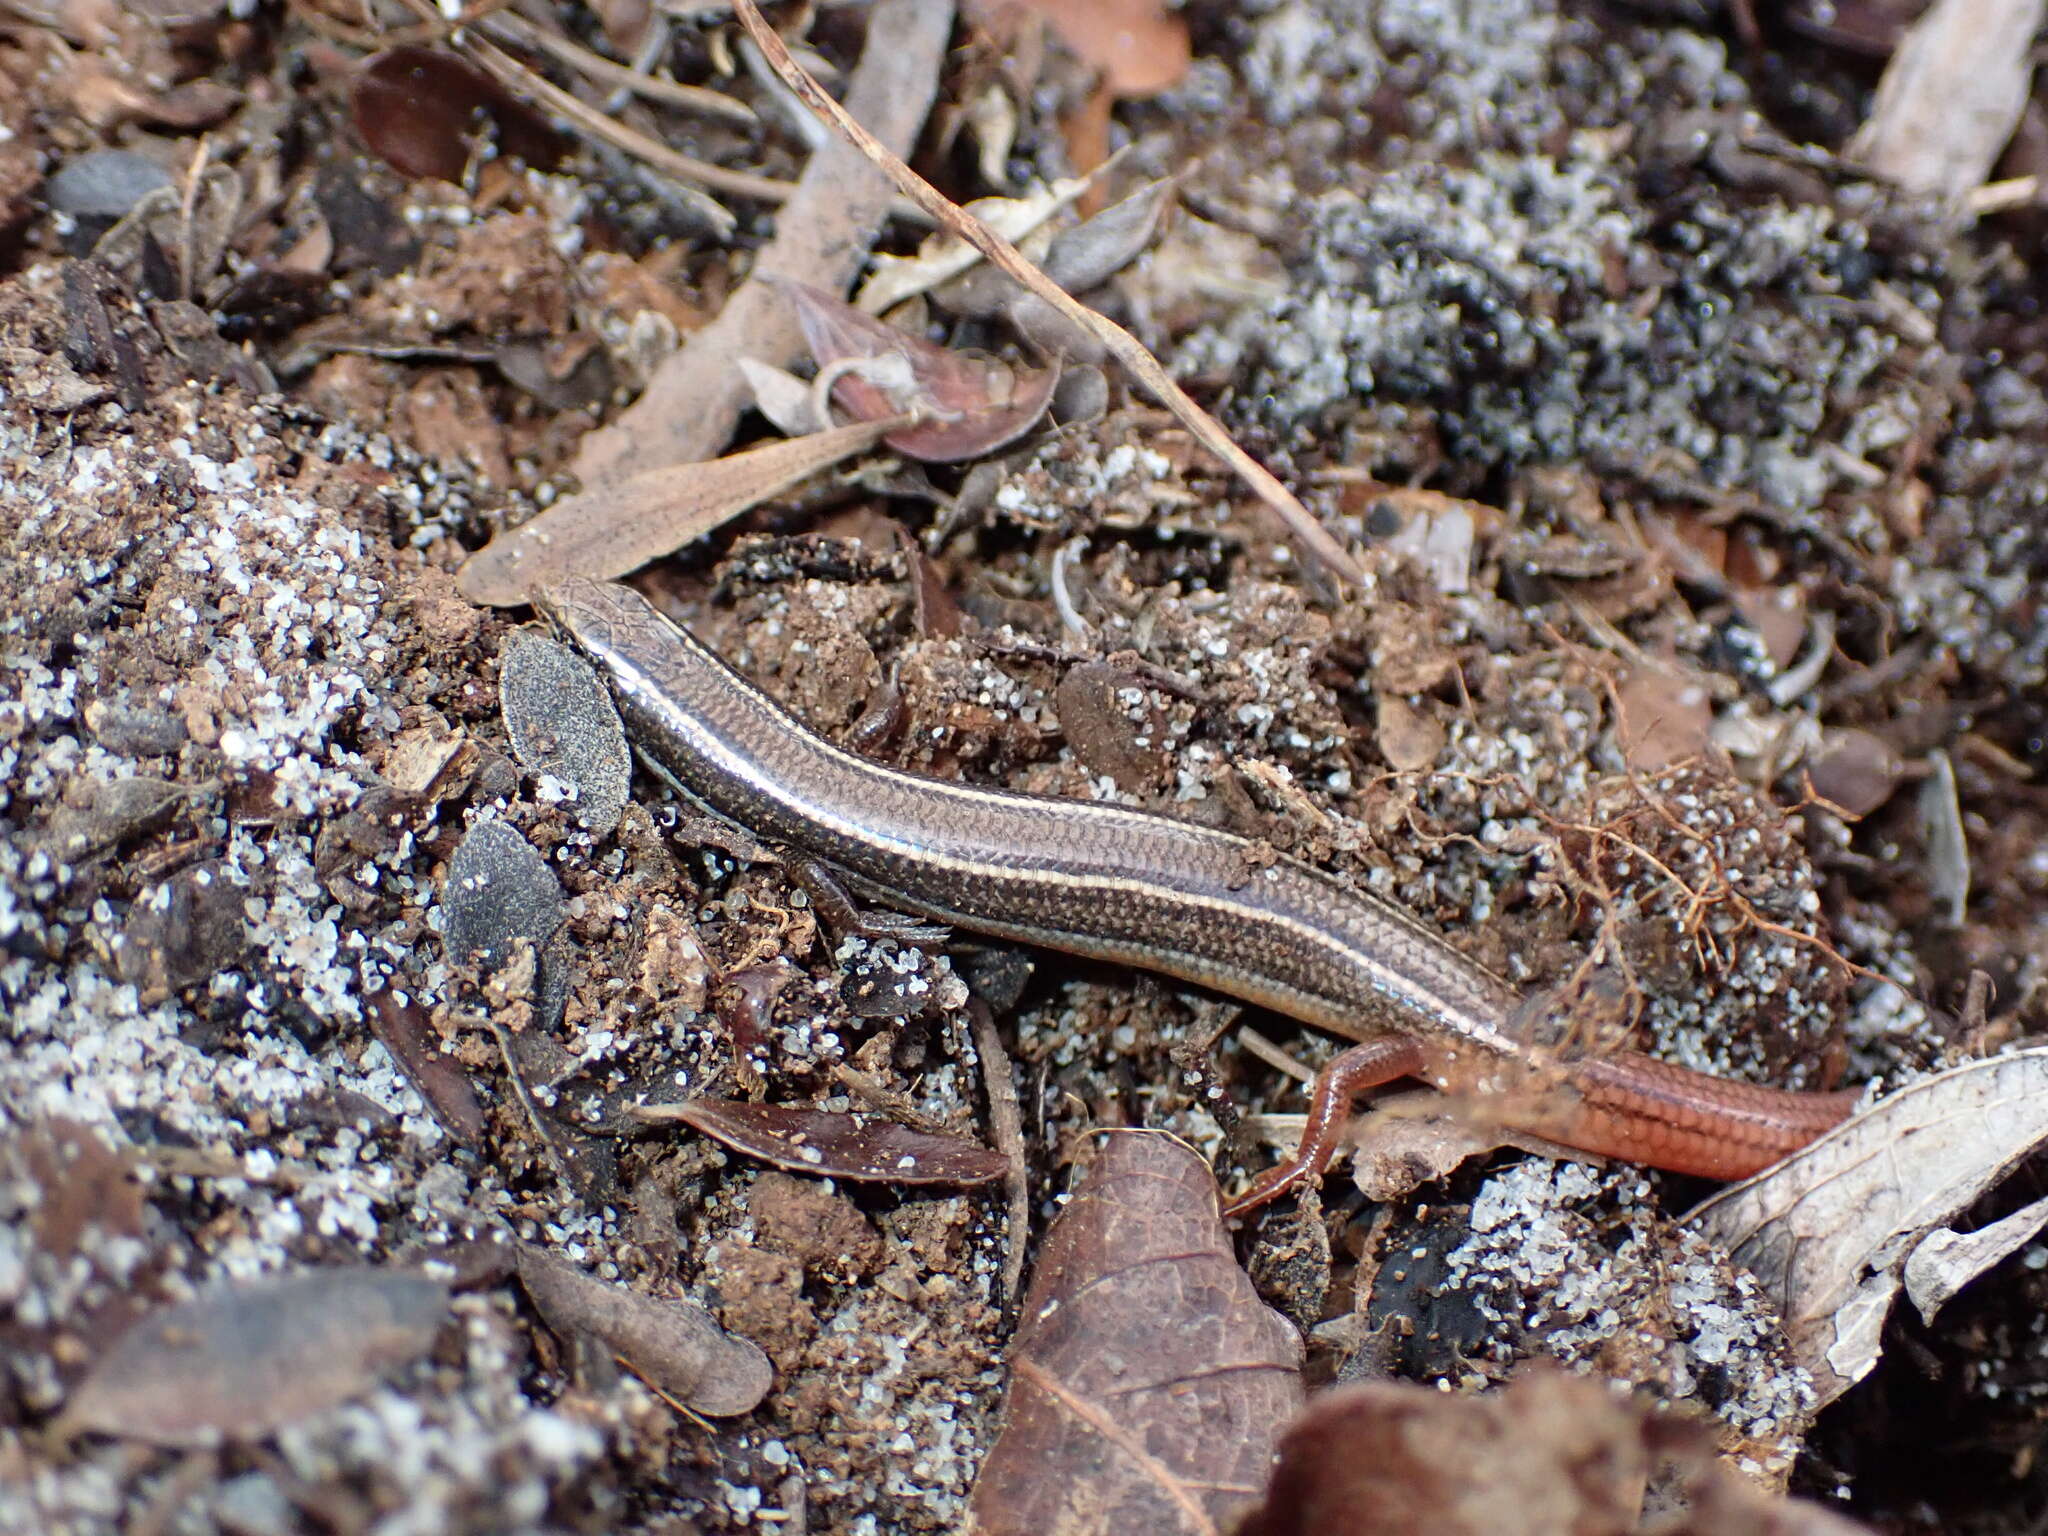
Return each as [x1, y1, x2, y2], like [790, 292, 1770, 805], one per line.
[381, 0, 793, 229]
[729, 0, 1366, 590]
[480, 12, 761, 125]
[461, 33, 788, 208]
[971, 1002, 1033, 1313]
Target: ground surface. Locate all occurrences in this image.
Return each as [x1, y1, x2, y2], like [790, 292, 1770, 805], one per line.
[3, 0, 2048, 1531]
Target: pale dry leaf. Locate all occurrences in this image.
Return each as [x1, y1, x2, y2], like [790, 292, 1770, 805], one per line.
[1918, 747, 1969, 926]
[996, 179, 1178, 356]
[1845, 0, 2046, 201]
[737, 356, 823, 435]
[458, 414, 911, 606]
[857, 180, 1084, 314]
[1382, 494, 1475, 594]
[1689, 1048, 2048, 1404]
[1902, 1191, 2048, 1326]
[1041, 176, 1176, 293]
[1246, 1089, 1581, 1206]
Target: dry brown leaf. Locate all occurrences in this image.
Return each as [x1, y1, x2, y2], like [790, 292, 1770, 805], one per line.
[1235, 1370, 1873, 1536]
[514, 1245, 771, 1416]
[366, 987, 488, 1148]
[1613, 663, 1713, 771]
[640, 1098, 1010, 1186]
[992, 0, 1190, 98]
[1807, 728, 1906, 816]
[352, 48, 566, 184]
[1374, 696, 1446, 774]
[1689, 1048, 2048, 1405]
[1729, 583, 1807, 671]
[458, 414, 912, 606]
[57, 1267, 450, 1447]
[968, 1129, 1303, 1535]
[783, 280, 1057, 461]
[1919, 747, 1969, 926]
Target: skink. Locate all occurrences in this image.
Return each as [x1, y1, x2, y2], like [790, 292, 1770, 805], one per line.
[541, 577, 1858, 1212]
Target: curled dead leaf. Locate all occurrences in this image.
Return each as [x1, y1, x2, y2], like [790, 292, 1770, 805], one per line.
[783, 280, 1057, 461]
[1689, 1048, 2048, 1405]
[1236, 1370, 1872, 1536]
[353, 48, 565, 184]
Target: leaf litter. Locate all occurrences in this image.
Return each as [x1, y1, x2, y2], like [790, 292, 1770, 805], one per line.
[5, 0, 2048, 1528]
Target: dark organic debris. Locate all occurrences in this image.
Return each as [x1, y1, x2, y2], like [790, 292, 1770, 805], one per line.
[1056, 662, 1172, 794]
[114, 858, 248, 1001]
